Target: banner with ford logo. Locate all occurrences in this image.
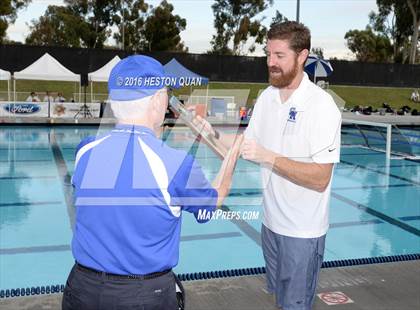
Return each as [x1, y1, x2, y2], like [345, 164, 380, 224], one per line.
[0, 102, 48, 117]
[0, 102, 100, 118]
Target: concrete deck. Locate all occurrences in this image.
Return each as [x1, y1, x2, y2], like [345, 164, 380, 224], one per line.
[341, 112, 420, 126]
[1, 260, 419, 310]
[1, 112, 419, 126]
[0, 117, 249, 127]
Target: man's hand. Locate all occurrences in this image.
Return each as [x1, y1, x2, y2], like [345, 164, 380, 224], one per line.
[191, 114, 237, 151]
[241, 139, 274, 165]
[191, 114, 216, 136]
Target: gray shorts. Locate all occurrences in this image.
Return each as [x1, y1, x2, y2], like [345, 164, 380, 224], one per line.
[261, 224, 326, 310]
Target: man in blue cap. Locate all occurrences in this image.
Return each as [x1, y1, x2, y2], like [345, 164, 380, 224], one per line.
[62, 55, 242, 310]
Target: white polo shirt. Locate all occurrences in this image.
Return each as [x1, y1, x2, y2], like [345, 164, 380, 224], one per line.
[245, 73, 341, 238]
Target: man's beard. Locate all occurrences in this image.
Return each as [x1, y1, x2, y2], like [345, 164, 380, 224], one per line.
[268, 59, 299, 89]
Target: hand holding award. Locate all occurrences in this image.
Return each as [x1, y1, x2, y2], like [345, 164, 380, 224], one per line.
[168, 96, 228, 159]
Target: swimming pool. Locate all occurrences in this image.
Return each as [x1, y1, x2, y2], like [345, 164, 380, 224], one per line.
[0, 125, 419, 293]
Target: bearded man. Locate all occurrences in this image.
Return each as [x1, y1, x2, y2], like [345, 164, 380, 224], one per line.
[241, 21, 342, 310]
[197, 21, 341, 310]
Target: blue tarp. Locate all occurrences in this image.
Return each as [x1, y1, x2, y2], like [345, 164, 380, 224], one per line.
[164, 58, 209, 86]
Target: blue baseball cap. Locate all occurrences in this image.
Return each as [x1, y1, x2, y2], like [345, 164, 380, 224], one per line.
[108, 55, 175, 101]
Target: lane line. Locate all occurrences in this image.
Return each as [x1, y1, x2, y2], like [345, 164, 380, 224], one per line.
[340, 160, 420, 186]
[332, 192, 420, 237]
[0, 232, 243, 255]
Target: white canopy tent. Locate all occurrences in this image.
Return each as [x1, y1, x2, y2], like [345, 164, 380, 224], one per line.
[88, 55, 121, 102]
[13, 52, 81, 102]
[0, 68, 11, 101]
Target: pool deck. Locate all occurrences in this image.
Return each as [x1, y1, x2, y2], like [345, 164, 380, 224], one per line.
[1, 111, 419, 126]
[341, 112, 420, 126]
[1, 260, 419, 310]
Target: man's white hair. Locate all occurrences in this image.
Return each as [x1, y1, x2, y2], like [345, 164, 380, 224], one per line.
[110, 95, 152, 120]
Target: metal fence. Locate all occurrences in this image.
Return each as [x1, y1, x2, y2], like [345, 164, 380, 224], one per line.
[0, 44, 418, 87]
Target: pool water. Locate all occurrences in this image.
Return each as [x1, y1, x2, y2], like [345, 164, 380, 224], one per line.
[0, 125, 419, 291]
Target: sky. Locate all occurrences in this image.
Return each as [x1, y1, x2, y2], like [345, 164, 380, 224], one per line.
[6, 0, 379, 60]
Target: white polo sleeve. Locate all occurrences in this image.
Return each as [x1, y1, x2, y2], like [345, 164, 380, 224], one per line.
[309, 98, 342, 164]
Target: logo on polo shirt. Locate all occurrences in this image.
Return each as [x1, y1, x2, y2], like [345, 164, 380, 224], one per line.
[288, 107, 298, 122]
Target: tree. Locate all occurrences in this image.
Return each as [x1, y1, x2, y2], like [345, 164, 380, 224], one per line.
[26, 0, 121, 48]
[26, 0, 187, 52]
[406, 0, 419, 64]
[25, 5, 85, 47]
[368, 11, 400, 61]
[311, 47, 324, 59]
[270, 10, 288, 27]
[65, 0, 117, 48]
[142, 0, 187, 52]
[345, 27, 393, 62]
[209, 0, 273, 55]
[0, 0, 31, 43]
[368, 0, 419, 64]
[113, 0, 149, 51]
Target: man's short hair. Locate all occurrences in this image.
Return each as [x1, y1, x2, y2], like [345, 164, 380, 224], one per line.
[268, 21, 311, 53]
[110, 95, 151, 121]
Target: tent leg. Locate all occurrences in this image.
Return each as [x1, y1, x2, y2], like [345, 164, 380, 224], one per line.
[13, 79, 16, 102]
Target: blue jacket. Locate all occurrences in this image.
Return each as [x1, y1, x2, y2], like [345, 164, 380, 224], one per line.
[71, 124, 217, 275]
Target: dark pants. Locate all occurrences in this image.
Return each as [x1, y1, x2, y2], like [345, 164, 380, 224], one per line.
[62, 264, 177, 310]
